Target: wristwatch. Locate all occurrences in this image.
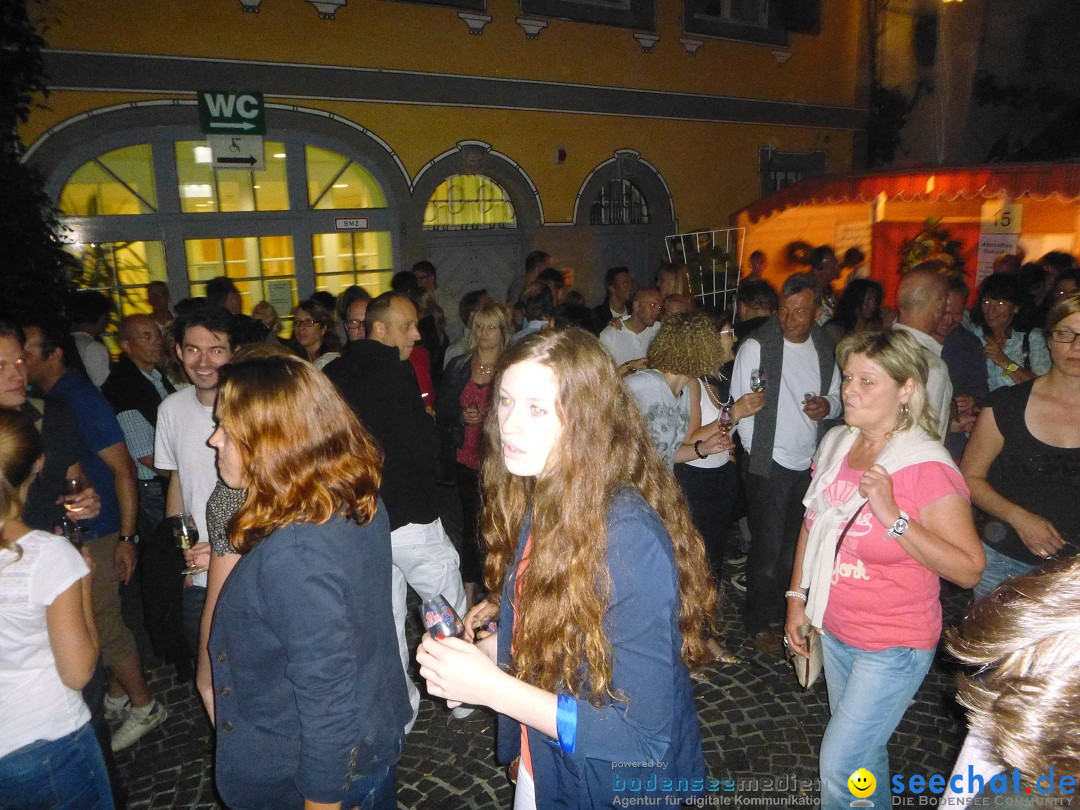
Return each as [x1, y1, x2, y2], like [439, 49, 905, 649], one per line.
[1003, 362, 1020, 377]
[118, 534, 140, 545]
[885, 512, 909, 540]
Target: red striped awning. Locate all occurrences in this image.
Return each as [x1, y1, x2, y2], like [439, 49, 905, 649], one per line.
[736, 162, 1080, 224]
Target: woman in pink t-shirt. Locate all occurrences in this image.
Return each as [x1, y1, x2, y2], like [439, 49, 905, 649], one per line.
[784, 330, 985, 810]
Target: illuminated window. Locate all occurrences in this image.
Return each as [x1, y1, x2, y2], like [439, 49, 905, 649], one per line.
[590, 179, 650, 225]
[185, 236, 297, 317]
[424, 175, 516, 230]
[175, 140, 289, 213]
[59, 145, 157, 216]
[307, 146, 387, 209]
[312, 232, 393, 297]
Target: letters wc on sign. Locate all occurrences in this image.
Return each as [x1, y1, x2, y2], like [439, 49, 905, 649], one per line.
[198, 90, 267, 171]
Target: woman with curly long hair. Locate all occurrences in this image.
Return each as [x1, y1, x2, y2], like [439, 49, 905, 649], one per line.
[206, 355, 410, 808]
[417, 327, 717, 808]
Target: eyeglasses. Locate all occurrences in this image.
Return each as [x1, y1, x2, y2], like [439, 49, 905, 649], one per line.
[981, 298, 1014, 308]
[344, 319, 364, 329]
[294, 318, 318, 328]
[1050, 328, 1080, 345]
[719, 328, 735, 337]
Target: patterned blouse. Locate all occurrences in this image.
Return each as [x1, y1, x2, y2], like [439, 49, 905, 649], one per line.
[207, 482, 247, 557]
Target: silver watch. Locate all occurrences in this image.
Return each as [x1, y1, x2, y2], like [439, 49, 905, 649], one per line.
[885, 511, 910, 540]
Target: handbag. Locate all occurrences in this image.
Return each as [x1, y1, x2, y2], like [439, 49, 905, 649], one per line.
[792, 501, 866, 690]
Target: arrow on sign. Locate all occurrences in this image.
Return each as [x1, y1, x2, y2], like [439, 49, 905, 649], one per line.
[208, 121, 259, 131]
[216, 156, 259, 166]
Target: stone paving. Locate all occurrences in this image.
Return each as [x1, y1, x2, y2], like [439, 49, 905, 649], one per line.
[110, 555, 974, 809]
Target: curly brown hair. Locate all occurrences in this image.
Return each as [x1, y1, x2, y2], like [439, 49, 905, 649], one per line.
[646, 312, 727, 376]
[217, 355, 383, 554]
[479, 328, 718, 706]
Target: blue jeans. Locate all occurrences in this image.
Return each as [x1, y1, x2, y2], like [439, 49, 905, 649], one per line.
[819, 632, 935, 810]
[973, 542, 1036, 601]
[0, 722, 113, 810]
[343, 763, 397, 809]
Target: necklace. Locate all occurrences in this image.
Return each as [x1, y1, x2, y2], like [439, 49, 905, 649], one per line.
[700, 376, 727, 410]
[475, 359, 494, 375]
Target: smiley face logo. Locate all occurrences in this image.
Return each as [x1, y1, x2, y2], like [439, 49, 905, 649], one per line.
[848, 768, 876, 798]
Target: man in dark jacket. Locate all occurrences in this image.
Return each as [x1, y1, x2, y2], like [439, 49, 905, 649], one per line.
[101, 315, 188, 677]
[325, 292, 466, 728]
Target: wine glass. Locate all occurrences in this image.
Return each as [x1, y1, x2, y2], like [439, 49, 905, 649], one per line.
[750, 368, 767, 393]
[52, 516, 84, 550]
[420, 595, 465, 639]
[717, 401, 734, 433]
[171, 513, 205, 576]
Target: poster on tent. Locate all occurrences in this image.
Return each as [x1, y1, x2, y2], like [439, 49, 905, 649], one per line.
[976, 200, 1022, 285]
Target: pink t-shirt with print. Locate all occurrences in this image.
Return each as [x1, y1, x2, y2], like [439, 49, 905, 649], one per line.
[804, 457, 969, 651]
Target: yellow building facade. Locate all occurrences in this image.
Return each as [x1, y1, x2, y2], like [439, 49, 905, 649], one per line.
[21, 0, 866, 315]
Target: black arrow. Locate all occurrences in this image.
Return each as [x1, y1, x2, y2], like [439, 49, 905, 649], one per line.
[216, 156, 258, 166]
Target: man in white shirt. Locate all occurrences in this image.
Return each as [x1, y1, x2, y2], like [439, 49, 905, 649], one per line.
[155, 307, 235, 656]
[894, 267, 952, 442]
[600, 287, 662, 373]
[731, 273, 841, 654]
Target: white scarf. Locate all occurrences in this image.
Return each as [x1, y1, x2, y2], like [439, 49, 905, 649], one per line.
[799, 424, 959, 628]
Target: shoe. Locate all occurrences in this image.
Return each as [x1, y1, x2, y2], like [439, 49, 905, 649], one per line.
[111, 701, 167, 751]
[103, 696, 130, 723]
[706, 638, 741, 665]
[450, 705, 475, 720]
[727, 554, 747, 567]
[752, 631, 783, 656]
[729, 573, 747, 593]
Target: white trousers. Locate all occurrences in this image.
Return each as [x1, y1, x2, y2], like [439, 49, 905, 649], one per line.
[390, 518, 465, 729]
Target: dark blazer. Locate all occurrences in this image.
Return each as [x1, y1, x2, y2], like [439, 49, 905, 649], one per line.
[210, 506, 410, 808]
[100, 354, 174, 427]
[434, 354, 473, 451]
[495, 489, 706, 808]
[325, 340, 440, 530]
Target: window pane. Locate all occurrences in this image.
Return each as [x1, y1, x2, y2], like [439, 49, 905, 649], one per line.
[185, 236, 295, 314]
[424, 174, 516, 230]
[312, 231, 392, 296]
[590, 179, 650, 225]
[176, 141, 218, 213]
[65, 240, 167, 355]
[306, 146, 387, 209]
[59, 145, 156, 216]
[176, 140, 290, 213]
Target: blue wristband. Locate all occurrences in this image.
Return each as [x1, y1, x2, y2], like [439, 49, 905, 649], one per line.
[556, 693, 577, 754]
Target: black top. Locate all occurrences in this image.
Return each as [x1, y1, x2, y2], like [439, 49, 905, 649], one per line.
[21, 397, 85, 532]
[101, 354, 175, 426]
[734, 315, 770, 343]
[324, 340, 440, 531]
[984, 380, 1080, 564]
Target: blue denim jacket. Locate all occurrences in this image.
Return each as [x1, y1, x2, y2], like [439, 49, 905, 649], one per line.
[210, 504, 410, 808]
[495, 488, 706, 808]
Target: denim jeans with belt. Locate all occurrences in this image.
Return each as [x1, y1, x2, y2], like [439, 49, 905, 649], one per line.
[974, 542, 1036, 601]
[819, 631, 935, 810]
[0, 722, 113, 810]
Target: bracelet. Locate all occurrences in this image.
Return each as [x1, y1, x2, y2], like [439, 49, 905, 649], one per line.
[785, 590, 807, 602]
[693, 440, 707, 460]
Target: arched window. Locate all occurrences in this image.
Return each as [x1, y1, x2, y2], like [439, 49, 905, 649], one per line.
[423, 174, 517, 230]
[56, 136, 397, 319]
[589, 178, 650, 225]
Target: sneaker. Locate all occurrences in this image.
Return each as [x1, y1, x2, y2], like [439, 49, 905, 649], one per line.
[729, 573, 747, 593]
[111, 701, 167, 752]
[450, 705, 475, 720]
[103, 695, 131, 723]
[726, 554, 747, 568]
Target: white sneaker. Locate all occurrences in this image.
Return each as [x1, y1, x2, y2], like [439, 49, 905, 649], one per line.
[103, 696, 130, 723]
[111, 701, 167, 751]
[450, 705, 475, 720]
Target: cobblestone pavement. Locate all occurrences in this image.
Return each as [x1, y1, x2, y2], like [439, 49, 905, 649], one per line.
[111, 556, 974, 809]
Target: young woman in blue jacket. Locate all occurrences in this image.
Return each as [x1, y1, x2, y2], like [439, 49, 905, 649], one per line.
[418, 327, 717, 808]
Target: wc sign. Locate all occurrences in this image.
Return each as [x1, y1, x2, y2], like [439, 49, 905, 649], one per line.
[198, 91, 266, 135]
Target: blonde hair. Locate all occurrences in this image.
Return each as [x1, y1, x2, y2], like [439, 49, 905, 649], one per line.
[464, 301, 511, 358]
[836, 330, 940, 439]
[0, 411, 43, 559]
[947, 556, 1080, 786]
[480, 328, 717, 705]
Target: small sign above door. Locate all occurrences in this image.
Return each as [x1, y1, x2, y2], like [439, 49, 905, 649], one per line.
[335, 217, 369, 231]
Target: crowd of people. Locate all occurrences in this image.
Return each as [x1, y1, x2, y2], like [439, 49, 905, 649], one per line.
[0, 244, 1078, 809]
